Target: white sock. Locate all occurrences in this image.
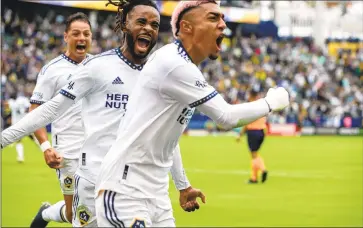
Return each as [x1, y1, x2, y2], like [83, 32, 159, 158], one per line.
[41, 200, 69, 223]
[15, 143, 24, 161]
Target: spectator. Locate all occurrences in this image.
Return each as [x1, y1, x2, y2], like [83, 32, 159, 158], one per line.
[1, 4, 362, 128]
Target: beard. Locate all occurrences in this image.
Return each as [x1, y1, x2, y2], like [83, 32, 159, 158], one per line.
[125, 31, 157, 60]
[208, 54, 218, 60]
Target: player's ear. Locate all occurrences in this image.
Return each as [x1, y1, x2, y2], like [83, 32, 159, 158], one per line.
[121, 18, 128, 33]
[180, 20, 192, 34]
[64, 32, 68, 43]
[121, 25, 127, 33]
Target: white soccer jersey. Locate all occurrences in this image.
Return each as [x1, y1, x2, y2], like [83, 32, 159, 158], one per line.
[30, 54, 91, 159]
[96, 41, 218, 202]
[8, 96, 30, 124]
[59, 48, 142, 184]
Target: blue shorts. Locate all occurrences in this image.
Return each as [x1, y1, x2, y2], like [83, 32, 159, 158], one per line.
[247, 130, 265, 152]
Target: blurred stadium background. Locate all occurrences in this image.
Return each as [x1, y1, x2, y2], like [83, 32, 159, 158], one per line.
[1, 0, 362, 227]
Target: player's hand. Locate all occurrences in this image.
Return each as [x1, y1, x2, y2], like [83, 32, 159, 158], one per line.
[179, 186, 206, 212]
[264, 87, 290, 112]
[44, 148, 63, 169]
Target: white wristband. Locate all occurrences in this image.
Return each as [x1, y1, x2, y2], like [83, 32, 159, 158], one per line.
[40, 141, 52, 152]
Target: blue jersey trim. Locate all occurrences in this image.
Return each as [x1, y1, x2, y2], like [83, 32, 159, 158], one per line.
[189, 91, 218, 108]
[59, 89, 76, 100]
[61, 54, 79, 65]
[174, 40, 193, 63]
[115, 48, 144, 71]
[30, 100, 45, 105]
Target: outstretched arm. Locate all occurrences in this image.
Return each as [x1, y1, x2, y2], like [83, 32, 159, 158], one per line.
[197, 94, 271, 129]
[1, 94, 74, 147]
[159, 64, 289, 130]
[2, 64, 95, 148]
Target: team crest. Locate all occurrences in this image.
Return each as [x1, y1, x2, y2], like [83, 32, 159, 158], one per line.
[131, 218, 146, 228]
[63, 176, 74, 189]
[77, 205, 92, 226]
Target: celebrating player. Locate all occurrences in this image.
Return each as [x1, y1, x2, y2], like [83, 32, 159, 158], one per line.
[1, 0, 202, 227]
[26, 12, 93, 228]
[236, 90, 268, 184]
[93, 0, 289, 227]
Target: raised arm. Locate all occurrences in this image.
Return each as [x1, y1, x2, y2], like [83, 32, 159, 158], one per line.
[1, 65, 95, 148]
[1, 95, 74, 147]
[159, 64, 289, 130]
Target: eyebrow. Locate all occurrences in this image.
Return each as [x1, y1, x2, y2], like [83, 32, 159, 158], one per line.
[208, 12, 225, 20]
[137, 17, 160, 25]
[71, 29, 91, 32]
[151, 20, 160, 25]
[137, 17, 147, 22]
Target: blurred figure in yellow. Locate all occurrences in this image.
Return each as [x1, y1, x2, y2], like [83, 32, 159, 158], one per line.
[236, 90, 268, 184]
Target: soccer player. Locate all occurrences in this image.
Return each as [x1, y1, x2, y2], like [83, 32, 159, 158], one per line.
[236, 90, 268, 184]
[28, 12, 93, 227]
[7, 92, 32, 162]
[92, 0, 289, 227]
[1, 0, 203, 226]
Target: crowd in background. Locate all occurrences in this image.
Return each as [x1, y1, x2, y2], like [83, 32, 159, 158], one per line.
[2, 6, 363, 128]
[197, 36, 363, 127]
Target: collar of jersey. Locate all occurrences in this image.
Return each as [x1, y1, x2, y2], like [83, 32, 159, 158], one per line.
[61, 54, 79, 65]
[115, 48, 143, 71]
[173, 40, 193, 63]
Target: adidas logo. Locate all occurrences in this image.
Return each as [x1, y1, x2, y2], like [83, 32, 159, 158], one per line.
[112, 77, 124, 85]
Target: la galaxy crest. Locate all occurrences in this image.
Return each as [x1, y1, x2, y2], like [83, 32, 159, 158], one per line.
[77, 205, 92, 226]
[131, 218, 146, 228]
[63, 176, 74, 189]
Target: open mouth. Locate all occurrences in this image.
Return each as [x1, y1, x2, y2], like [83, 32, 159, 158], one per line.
[136, 36, 151, 51]
[76, 44, 87, 51]
[216, 34, 225, 50]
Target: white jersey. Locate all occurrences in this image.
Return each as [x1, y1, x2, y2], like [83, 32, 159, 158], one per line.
[59, 48, 142, 184]
[8, 96, 30, 124]
[96, 41, 217, 201]
[30, 54, 91, 159]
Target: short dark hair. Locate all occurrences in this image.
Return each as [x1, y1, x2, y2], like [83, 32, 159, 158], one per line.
[106, 0, 159, 33]
[65, 12, 92, 32]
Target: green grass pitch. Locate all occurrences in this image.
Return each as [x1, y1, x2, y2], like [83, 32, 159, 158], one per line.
[2, 135, 362, 227]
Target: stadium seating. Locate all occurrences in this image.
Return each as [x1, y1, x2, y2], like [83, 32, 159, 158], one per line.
[1, 3, 362, 129]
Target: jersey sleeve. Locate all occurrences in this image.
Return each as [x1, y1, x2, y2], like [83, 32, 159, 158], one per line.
[30, 67, 57, 105]
[159, 64, 218, 108]
[59, 64, 95, 103]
